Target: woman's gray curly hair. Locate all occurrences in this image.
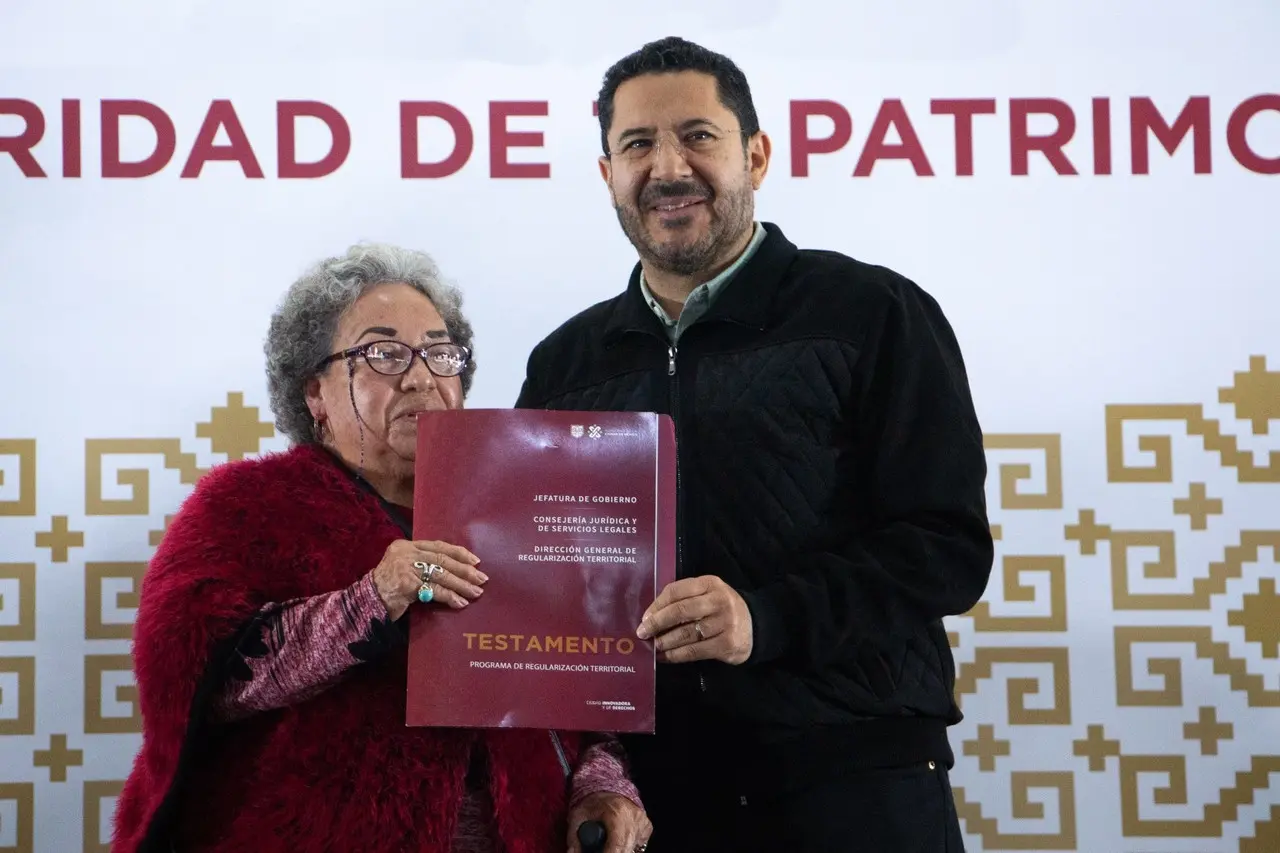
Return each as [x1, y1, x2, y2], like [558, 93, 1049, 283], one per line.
[264, 242, 476, 446]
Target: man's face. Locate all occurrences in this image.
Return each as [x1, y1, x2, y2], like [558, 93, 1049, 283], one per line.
[599, 71, 770, 277]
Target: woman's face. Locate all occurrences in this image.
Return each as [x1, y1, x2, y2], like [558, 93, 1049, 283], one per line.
[305, 282, 465, 479]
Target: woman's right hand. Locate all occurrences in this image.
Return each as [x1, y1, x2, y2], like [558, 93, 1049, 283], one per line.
[372, 539, 487, 620]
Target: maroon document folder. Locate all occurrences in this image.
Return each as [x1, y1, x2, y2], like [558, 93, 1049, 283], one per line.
[406, 409, 677, 732]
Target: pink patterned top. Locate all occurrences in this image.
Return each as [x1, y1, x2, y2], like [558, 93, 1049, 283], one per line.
[211, 571, 642, 853]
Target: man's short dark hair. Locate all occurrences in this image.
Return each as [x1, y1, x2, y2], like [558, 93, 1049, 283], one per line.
[596, 36, 760, 156]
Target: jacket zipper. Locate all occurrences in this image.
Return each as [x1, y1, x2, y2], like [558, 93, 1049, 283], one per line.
[668, 343, 706, 694]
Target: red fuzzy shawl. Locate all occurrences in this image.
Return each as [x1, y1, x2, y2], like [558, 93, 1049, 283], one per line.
[112, 443, 578, 853]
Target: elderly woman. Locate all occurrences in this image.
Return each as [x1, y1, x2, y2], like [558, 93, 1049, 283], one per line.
[112, 243, 652, 853]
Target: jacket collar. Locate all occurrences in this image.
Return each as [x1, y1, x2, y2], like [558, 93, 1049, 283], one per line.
[602, 221, 797, 345]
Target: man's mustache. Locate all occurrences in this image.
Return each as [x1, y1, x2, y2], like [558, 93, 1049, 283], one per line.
[639, 181, 713, 206]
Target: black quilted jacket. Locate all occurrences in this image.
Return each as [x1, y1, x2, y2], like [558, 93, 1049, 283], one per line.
[515, 222, 993, 805]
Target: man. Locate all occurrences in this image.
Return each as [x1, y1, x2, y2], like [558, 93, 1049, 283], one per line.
[516, 36, 992, 853]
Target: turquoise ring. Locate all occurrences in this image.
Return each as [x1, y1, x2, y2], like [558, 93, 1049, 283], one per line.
[417, 582, 434, 604]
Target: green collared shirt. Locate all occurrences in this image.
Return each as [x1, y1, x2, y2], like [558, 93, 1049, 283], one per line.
[639, 222, 766, 342]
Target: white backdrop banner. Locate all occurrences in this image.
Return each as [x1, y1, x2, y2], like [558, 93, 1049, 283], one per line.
[1, 1, 1278, 851]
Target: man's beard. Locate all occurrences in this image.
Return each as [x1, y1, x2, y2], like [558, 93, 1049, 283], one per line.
[613, 174, 754, 277]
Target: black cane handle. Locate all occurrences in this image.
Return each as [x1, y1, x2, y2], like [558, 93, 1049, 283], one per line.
[577, 819, 607, 852]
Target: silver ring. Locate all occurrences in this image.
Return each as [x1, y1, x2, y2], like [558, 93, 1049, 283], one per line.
[413, 561, 444, 581]
[694, 621, 705, 640]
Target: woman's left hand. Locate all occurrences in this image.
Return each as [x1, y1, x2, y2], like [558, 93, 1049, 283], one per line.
[567, 791, 652, 853]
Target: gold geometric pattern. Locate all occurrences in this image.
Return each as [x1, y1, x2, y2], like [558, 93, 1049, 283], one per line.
[1072, 723, 1121, 772]
[84, 438, 206, 515]
[1119, 754, 1280, 838]
[1228, 577, 1280, 658]
[967, 555, 1067, 632]
[83, 655, 141, 734]
[32, 733, 83, 783]
[1241, 805, 1280, 852]
[1183, 705, 1234, 756]
[983, 433, 1064, 509]
[196, 391, 276, 461]
[947, 355, 1280, 849]
[1105, 401, 1279, 483]
[0, 781, 34, 853]
[34, 515, 84, 563]
[962, 723, 1011, 771]
[84, 563, 145, 641]
[0, 439, 37, 517]
[1219, 354, 1280, 435]
[1115, 626, 1280, 708]
[1172, 481, 1223, 529]
[0, 656, 36, 736]
[83, 780, 124, 853]
[1063, 519, 1280, 612]
[954, 772, 1077, 849]
[1064, 508, 1111, 555]
[955, 646, 1071, 724]
[0, 564, 36, 642]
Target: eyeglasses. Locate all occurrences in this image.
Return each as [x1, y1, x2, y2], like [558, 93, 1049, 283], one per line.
[316, 339, 471, 378]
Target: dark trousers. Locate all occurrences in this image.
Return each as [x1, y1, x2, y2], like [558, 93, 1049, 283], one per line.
[643, 761, 965, 853]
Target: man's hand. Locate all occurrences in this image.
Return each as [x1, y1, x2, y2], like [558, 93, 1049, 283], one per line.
[567, 792, 652, 853]
[637, 576, 754, 665]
